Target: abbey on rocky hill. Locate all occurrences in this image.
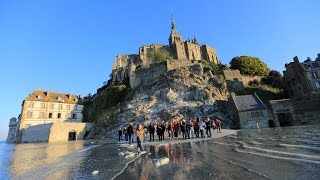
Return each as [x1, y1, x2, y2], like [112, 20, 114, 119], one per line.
[110, 16, 220, 88]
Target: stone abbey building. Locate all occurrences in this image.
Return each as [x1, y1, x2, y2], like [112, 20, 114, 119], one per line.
[110, 17, 220, 88]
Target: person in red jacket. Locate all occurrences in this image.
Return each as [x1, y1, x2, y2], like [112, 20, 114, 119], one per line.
[215, 119, 222, 133]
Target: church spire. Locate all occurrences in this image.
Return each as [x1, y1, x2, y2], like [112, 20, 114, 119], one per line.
[171, 13, 176, 32]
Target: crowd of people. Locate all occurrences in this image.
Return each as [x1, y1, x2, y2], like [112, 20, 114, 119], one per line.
[117, 118, 223, 151]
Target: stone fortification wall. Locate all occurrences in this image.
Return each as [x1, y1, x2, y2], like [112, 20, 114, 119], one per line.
[21, 123, 53, 143]
[167, 59, 193, 71]
[49, 122, 92, 143]
[130, 61, 167, 88]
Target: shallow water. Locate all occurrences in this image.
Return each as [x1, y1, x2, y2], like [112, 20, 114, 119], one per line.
[1, 125, 320, 180]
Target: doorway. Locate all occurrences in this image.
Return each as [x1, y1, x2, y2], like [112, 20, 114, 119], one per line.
[68, 130, 76, 141]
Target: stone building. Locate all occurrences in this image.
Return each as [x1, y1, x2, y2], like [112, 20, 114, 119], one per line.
[273, 54, 320, 126]
[283, 54, 320, 99]
[13, 89, 92, 143]
[18, 88, 84, 130]
[228, 93, 278, 129]
[110, 16, 220, 88]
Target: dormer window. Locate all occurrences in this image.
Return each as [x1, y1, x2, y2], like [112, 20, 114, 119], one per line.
[37, 95, 42, 100]
[74, 98, 78, 103]
[57, 97, 64, 102]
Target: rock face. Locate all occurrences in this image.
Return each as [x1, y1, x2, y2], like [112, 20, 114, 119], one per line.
[109, 62, 231, 128]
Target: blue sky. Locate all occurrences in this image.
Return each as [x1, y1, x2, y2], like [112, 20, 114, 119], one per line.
[0, 0, 319, 140]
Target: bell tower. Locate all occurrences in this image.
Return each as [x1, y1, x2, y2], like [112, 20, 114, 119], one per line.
[168, 15, 183, 47]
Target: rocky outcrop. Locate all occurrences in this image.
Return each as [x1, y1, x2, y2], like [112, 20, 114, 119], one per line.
[108, 62, 231, 128]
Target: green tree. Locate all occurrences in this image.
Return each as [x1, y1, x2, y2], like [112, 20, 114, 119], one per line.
[230, 56, 269, 76]
[151, 48, 169, 62]
[261, 70, 284, 88]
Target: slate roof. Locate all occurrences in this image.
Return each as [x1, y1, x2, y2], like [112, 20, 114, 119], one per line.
[232, 94, 266, 112]
[25, 89, 78, 104]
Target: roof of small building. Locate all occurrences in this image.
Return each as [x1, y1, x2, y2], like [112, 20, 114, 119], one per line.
[25, 88, 79, 104]
[232, 94, 266, 112]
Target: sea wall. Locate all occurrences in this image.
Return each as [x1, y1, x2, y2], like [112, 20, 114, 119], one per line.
[21, 123, 53, 143]
[20, 122, 92, 143]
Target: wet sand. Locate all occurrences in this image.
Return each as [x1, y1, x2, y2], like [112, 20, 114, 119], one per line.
[114, 130, 241, 180]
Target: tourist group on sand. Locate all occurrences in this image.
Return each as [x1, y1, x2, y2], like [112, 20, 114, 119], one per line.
[118, 118, 223, 152]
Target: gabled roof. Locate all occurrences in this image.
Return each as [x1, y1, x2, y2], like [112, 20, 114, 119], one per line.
[232, 94, 266, 112]
[25, 89, 78, 104]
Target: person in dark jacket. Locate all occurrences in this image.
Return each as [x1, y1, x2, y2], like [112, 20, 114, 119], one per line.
[123, 127, 128, 141]
[127, 122, 134, 144]
[161, 121, 166, 141]
[205, 118, 211, 137]
[194, 118, 200, 138]
[180, 120, 187, 139]
[118, 127, 122, 141]
[186, 120, 191, 139]
[148, 123, 155, 141]
[157, 123, 163, 141]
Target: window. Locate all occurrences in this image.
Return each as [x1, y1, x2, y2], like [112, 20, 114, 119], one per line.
[58, 104, 62, 110]
[37, 95, 42, 100]
[57, 113, 61, 118]
[27, 111, 33, 118]
[28, 102, 34, 108]
[41, 103, 46, 109]
[315, 82, 320, 89]
[259, 111, 264, 117]
[312, 72, 318, 79]
[50, 104, 55, 109]
[39, 112, 45, 118]
[65, 113, 70, 118]
[72, 113, 77, 119]
[66, 105, 70, 110]
[49, 113, 53, 118]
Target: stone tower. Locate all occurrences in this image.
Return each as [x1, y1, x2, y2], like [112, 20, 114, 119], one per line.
[168, 15, 187, 59]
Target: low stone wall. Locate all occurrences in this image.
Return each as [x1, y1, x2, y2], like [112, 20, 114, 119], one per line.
[20, 122, 92, 143]
[49, 122, 92, 143]
[21, 123, 53, 143]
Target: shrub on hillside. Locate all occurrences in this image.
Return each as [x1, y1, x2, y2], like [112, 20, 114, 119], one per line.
[230, 56, 269, 76]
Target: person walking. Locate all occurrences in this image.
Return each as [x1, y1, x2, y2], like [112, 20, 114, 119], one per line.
[173, 121, 180, 139]
[161, 121, 166, 141]
[215, 119, 222, 133]
[180, 119, 187, 140]
[127, 122, 134, 144]
[200, 120, 205, 138]
[118, 127, 122, 141]
[156, 123, 163, 141]
[148, 123, 155, 142]
[123, 127, 128, 141]
[186, 120, 191, 139]
[194, 118, 200, 138]
[136, 123, 145, 153]
[205, 118, 211, 137]
[189, 120, 195, 138]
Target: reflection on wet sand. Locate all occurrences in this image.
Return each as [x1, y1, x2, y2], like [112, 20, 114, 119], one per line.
[10, 141, 85, 178]
[116, 126, 320, 180]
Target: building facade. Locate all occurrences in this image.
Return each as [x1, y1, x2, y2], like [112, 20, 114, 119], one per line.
[228, 93, 278, 129]
[283, 54, 320, 99]
[7, 89, 92, 143]
[18, 89, 83, 130]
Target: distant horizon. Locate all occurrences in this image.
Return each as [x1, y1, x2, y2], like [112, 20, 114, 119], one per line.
[1, 0, 319, 140]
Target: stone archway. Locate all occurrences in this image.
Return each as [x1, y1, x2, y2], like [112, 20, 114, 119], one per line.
[268, 119, 275, 127]
[68, 130, 76, 141]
